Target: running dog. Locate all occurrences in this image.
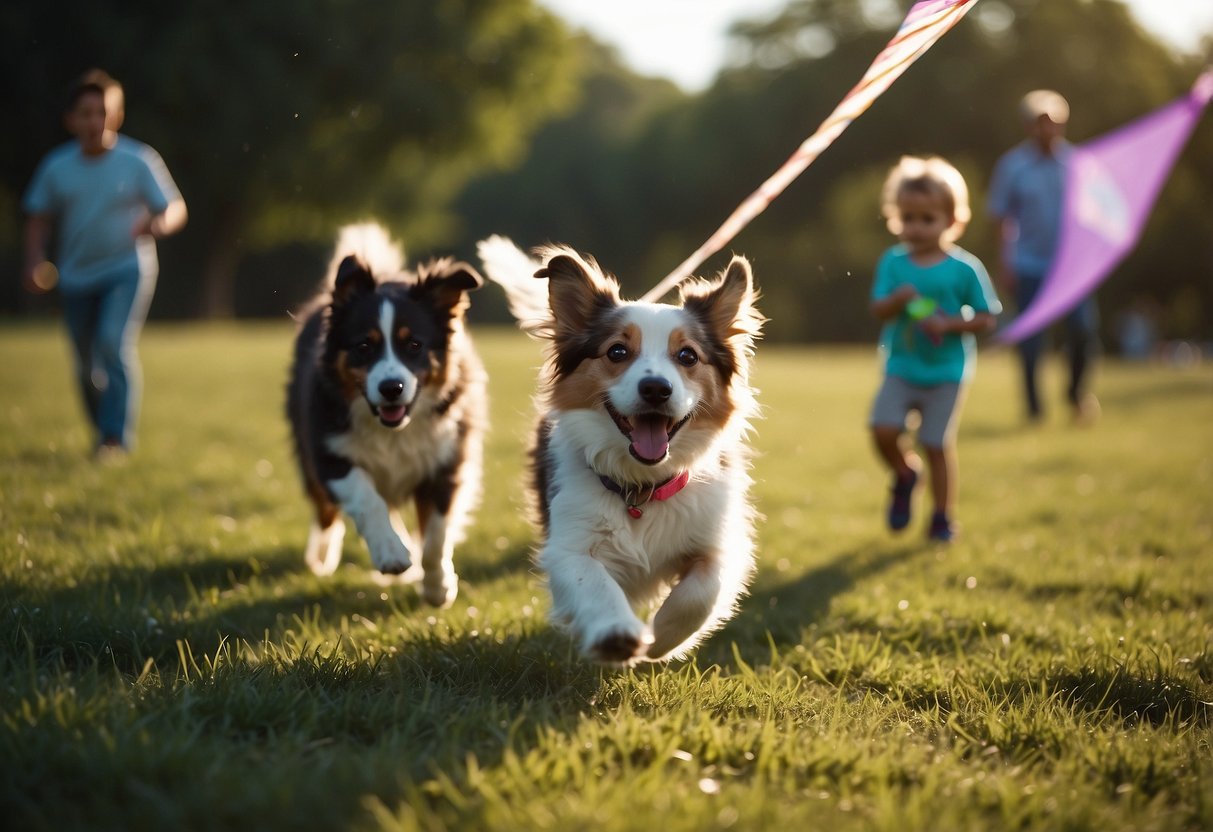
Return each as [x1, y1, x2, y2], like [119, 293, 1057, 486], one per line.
[288, 224, 486, 607]
[477, 236, 764, 663]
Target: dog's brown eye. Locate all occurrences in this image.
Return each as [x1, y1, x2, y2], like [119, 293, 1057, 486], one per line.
[606, 343, 629, 363]
[676, 347, 699, 367]
[354, 340, 374, 358]
[402, 338, 423, 355]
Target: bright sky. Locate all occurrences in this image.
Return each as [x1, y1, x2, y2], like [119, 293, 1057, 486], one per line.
[535, 0, 1213, 91]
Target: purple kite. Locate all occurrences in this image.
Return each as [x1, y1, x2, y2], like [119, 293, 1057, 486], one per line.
[996, 71, 1213, 344]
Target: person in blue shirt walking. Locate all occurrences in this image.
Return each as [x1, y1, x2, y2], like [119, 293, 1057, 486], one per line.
[22, 70, 187, 459]
[988, 89, 1099, 425]
[869, 156, 1001, 542]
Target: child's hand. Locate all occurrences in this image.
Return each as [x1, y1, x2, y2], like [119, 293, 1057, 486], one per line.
[918, 313, 949, 345]
[905, 296, 937, 320]
[21, 260, 58, 294]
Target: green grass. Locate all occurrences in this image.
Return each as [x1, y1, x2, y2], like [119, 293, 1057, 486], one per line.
[1, 321, 1210, 831]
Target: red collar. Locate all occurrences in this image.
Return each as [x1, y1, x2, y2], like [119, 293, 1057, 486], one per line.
[599, 470, 691, 519]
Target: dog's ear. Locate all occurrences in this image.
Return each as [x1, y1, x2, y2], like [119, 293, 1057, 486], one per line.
[537, 253, 619, 340]
[418, 260, 483, 315]
[681, 256, 765, 377]
[332, 255, 376, 306]
[683, 256, 763, 339]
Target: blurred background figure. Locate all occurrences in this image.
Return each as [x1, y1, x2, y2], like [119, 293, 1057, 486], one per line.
[1, 1, 1208, 337]
[21, 70, 187, 459]
[1116, 295, 1159, 362]
[988, 90, 1101, 426]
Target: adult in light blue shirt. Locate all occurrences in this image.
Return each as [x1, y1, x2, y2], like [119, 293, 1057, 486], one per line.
[988, 90, 1099, 424]
[22, 71, 187, 456]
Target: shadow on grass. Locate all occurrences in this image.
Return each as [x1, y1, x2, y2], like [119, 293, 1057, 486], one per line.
[702, 538, 931, 667]
[0, 625, 607, 832]
[1039, 663, 1212, 727]
[2, 539, 534, 678]
[4, 444, 87, 468]
[1095, 373, 1213, 410]
[456, 541, 534, 586]
[2, 539, 605, 829]
[894, 660, 1211, 739]
[959, 421, 1040, 441]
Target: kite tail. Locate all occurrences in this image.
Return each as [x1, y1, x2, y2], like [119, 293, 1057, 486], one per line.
[476, 235, 551, 336]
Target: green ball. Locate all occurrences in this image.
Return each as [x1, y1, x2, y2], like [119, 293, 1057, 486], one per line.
[906, 297, 937, 320]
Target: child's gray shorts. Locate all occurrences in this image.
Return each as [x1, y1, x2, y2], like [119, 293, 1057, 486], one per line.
[869, 375, 964, 448]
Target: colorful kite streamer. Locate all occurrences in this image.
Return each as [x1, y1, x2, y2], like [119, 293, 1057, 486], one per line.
[995, 70, 1213, 345]
[641, 0, 980, 302]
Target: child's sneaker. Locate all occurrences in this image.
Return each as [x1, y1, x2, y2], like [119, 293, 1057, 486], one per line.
[927, 510, 955, 542]
[887, 469, 918, 531]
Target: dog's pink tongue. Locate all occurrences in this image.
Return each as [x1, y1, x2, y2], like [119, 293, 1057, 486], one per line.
[380, 405, 406, 423]
[631, 416, 669, 461]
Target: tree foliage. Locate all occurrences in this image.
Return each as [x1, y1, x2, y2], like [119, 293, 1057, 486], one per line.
[458, 0, 1213, 344]
[4, 0, 1211, 341]
[2, 0, 579, 315]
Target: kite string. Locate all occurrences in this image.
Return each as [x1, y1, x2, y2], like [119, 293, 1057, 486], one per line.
[640, 0, 981, 303]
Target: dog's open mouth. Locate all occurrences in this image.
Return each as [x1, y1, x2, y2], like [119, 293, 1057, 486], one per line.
[373, 403, 409, 428]
[605, 402, 690, 465]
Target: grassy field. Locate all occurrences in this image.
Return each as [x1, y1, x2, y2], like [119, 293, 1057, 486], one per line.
[1, 321, 1210, 831]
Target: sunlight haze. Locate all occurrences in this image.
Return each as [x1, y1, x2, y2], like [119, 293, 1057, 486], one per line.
[536, 0, 1213, 91]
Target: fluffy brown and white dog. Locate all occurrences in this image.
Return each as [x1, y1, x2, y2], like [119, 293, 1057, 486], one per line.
[287, 224, 486, 607]
[477, 236, 764, 664]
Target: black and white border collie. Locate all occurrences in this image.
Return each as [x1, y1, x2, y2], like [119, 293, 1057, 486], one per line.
[478, 236, 764, 664]
[288, 224, 486, 607]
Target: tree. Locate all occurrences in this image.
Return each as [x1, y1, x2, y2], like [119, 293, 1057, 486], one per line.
[454, 35, 686, 297]
[2, 0, 579, 316]
[550, 0, 1213, 342]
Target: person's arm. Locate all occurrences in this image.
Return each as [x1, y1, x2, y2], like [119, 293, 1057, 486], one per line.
[987, 155, 1018, 297]
[132, 197, 187, 240]
[994, 216, 1018, 295]
[918, 310, 997, 340]
[152, 198, 187, 238]
[130, 146, 188, 240]
[22, 214, 52, 293]
[870, 283, 918, 321]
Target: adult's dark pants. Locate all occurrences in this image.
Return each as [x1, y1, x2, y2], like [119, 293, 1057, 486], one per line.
[1015, 273, 1099, 419]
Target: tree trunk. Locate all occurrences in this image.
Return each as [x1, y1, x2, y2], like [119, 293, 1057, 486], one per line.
[198, 207, 243, 319]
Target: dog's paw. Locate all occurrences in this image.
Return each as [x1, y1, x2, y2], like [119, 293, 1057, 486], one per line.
[377, 558, 412, 575]
[304, 519, 346, 576]
[584, 622, 654, 666]
[370, 535, 413, 575]
[421, 572, 459, 609]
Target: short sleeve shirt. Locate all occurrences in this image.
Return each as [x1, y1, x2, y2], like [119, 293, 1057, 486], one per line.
[871, 244, 1002, 386]
[987, 140, 1071, 277]
[22, 140, 179, 290]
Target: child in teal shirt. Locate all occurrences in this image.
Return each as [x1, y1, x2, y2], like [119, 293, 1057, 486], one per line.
[869, 156, 1001, 541]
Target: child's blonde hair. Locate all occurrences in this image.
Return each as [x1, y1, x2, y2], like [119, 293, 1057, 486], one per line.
[880, 155, 971, 244]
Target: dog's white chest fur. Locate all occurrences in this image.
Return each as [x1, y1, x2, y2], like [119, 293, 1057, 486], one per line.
[326, 394, 457, 503]
[539, 413, 755, 664]
[545, 416, 734, 587]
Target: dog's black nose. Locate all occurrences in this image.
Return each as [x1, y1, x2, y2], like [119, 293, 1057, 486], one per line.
[638, 376, 672, 406]
[378, 379, 406, 401]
